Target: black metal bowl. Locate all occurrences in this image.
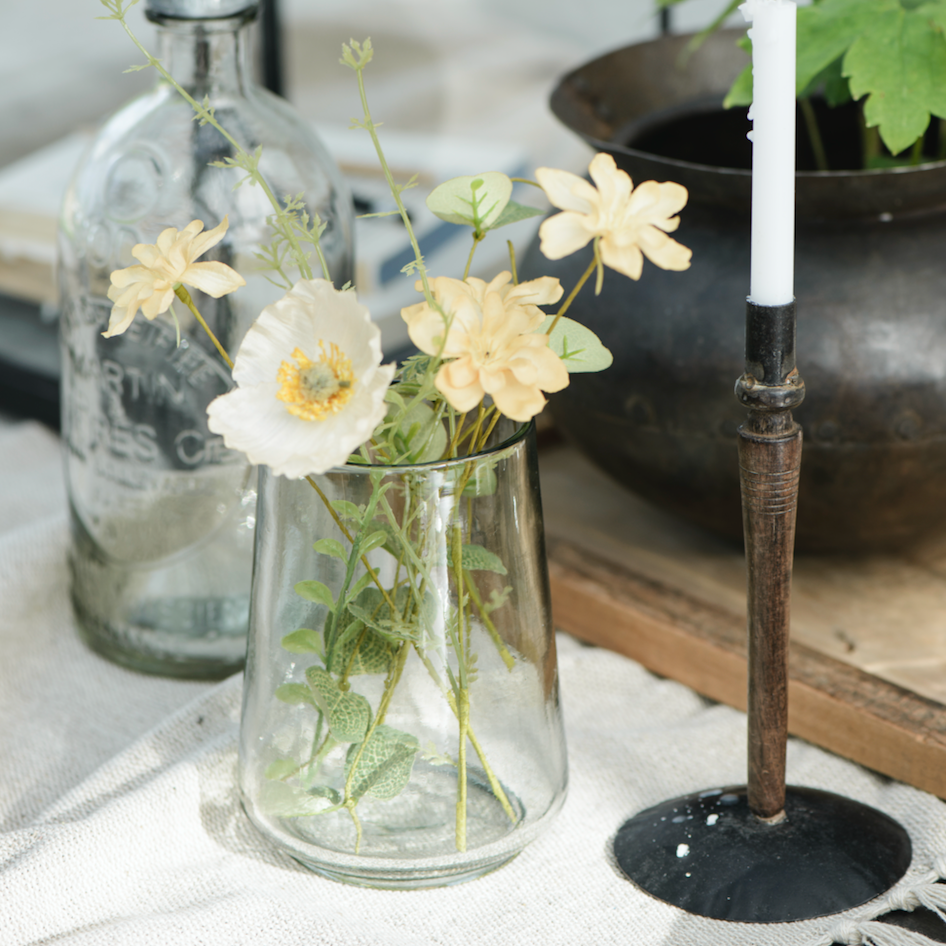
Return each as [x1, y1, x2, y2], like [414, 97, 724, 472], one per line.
[526, 30, 946, 552]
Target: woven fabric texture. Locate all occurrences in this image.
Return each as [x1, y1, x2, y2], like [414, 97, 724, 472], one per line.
[3, 419, 946, 946]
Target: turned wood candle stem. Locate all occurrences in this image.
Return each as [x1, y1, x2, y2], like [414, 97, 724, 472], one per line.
[735, 301, 805, 822]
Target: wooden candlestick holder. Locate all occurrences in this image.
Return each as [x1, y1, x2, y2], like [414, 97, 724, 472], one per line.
[611, 300, 912, 922]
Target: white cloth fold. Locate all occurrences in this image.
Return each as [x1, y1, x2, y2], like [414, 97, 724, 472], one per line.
[4, 418, 946, 946]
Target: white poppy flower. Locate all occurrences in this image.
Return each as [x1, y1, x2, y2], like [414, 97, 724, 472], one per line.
[206, 279, 395, 478]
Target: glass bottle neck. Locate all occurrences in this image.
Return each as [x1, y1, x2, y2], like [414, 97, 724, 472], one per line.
[153, 14, 254, 98]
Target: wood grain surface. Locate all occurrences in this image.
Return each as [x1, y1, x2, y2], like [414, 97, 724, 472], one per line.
[540, 443, 946, 799]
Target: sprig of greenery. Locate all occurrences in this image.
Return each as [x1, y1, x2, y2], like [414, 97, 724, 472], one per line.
[98, 0, 330, 281]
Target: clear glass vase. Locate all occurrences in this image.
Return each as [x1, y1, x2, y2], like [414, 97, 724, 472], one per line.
[239, 420, 567, 887]
[58, 0, 354, 678]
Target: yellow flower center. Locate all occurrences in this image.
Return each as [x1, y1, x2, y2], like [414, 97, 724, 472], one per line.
[276, 343, 354, 422]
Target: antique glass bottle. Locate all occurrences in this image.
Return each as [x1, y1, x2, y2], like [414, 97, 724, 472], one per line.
[59, 0, 354, 677]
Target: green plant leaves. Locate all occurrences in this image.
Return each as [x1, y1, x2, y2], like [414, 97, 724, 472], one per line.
[540, 316, 613, 373]
[796, 0, 883, 94]
[281, 628, 323, 655]
[359, 530, 390, 555]
[387, 399, 448, 463]
[489, 201, 545, 229]
[448, 543, 508, 575]
[329, 619, 395, 675]
[261, 781, 339, 818]
[426, 172, 512, 232]
[275, 682, 316, 706]
[306, 666, 371, 743]
[264, 758, 299, 780]
[294, 579, 335, 609]
[345, 725, 420, 800]
[845, 3, 946, 155]
[725, 0, 946, 156]
[313, 537, 346, 560]
[331, 500, 363, 523]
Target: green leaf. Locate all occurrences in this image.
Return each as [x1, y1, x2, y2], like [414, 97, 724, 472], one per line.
[260, 780, 337, 818]
[344, 571, 374, 604]
[387, 400, 448, 463]
[305, 666, 371, 743]
[395, 353, 437, 392]
[539, 315, 613, 373]
[448, 543, 508, 575]
[294, 580, 335, 609]
[328, 617, 395, 676]
[724, 0, 893, 108]
[367, 518, 402, 559]
[345, 725, 420, 800]
[275, 683, 316, 706]
[313, 538, 347, 560]
[426, 172, 512, 232]
[822, 58, 854, 107]
[844, 4, 946, 154]
[445, 459, 499, 498]
[795, 0, 891, 95]
[281, 628, 323, 655]
[488, 201, 545, 230]
[359, 530, 390, 555]
[264, 758, 299, 780]
[331, 500, 363, 523]
[723, 62, 753, 110]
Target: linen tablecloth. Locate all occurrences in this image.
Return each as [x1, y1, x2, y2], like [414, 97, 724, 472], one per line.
[3, 418, 946, 946]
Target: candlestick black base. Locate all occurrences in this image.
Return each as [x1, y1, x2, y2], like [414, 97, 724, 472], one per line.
[612, 785, 911, 923]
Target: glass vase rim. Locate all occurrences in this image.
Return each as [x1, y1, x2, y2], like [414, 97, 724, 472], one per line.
[329, 418, 534, 476]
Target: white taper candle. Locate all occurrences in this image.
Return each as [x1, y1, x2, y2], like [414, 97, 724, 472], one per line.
[741, 0, 797, 306]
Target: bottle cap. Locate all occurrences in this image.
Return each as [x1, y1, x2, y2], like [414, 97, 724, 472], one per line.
[146, 0, 258, 19]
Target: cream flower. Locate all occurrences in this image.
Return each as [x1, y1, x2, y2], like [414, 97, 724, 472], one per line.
[536, 153, 692, 280]
[104, 216, 246, 337]
[401, 272, 568, 422]
[206, 279, 395, 478]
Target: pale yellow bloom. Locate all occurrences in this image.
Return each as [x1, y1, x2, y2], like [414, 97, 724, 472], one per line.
[104, 217, 246, 337]
[536, 153, 692, 280]
[401, 272, 569, 422]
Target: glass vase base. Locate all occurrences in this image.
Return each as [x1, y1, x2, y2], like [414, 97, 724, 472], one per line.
[287, 850, 520, 890]
[244, 767, 538, 889]
[73, 595, 246, 680]
[613, 785, 912, 922]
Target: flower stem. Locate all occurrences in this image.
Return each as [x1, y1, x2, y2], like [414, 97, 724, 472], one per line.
[463, 233, 485, 280]
[173, 286, 234, 370]
[546, 255, 597, 336]
[507, 240, 518, 285]
[345, 43, 455, 375]
[304, 475, 398, 614]
[111, 7, 322, 281]
[477, 407, 502, 452]
[456, 687, 469, 852]
[349, 54, 432, 305]
[414, 648, 517, 824]
[464, 571, 515, 671]
[343, 641, 410, 852]
[799, 97, 829, 172]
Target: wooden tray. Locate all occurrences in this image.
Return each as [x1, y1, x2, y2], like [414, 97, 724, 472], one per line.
[540, 444, 946, 799]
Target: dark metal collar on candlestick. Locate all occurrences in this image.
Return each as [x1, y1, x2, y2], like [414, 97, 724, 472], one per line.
[611, 297, 912, 922]
[736, 300, 805, 424]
